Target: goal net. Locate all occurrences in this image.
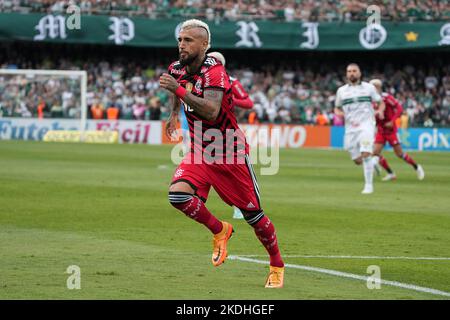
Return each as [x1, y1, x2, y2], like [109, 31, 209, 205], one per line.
[0, 69, 87, 132]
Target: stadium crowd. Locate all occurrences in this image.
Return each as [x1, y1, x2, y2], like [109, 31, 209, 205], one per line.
[1, 53, 449, 127]
[1, 0, 449, 22]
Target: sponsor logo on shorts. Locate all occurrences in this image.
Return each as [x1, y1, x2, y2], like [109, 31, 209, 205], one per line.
[174, 168, 184, 178]
[361, 140, 371, 147]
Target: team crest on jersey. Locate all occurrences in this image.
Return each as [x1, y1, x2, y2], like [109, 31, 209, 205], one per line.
[194, 79, 202, 92]
[185, 82, 193, 92]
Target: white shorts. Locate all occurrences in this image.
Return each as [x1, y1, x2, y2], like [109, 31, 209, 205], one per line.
[344, 126, 375, 160]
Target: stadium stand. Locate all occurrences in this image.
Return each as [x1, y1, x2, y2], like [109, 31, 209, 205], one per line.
[1, 0, 449, 22]
[1, 42, 449, 127]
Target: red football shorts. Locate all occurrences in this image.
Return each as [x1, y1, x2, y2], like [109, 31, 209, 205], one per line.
[375, 131, 400, 147]
[170, 153, 261, 212]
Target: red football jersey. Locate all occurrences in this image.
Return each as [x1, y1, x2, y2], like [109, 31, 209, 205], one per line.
[375, 93, 403, 134]
[168, 56, 249, 162]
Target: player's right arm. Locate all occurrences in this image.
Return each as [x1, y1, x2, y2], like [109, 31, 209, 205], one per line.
[334, 88, 343, 114]
[164, 62, 182, 139]
[165, 92, 180, 140]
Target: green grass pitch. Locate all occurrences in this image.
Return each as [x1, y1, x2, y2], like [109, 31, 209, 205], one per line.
[0, 140, 449, 299]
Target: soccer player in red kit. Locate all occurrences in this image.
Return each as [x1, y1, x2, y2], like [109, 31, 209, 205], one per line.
[207, 52, 254, 110]
[207, 51, 253, 220]
[370, 79, 425, 181]
[159, 19, 284, 288]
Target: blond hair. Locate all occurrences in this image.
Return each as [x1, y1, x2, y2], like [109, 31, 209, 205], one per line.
[370, 79, 382, 87]
[180, 19, 211, 51]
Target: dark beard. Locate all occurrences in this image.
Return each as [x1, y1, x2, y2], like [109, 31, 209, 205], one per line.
[179, 53, 197, 67]
[349, 77, 359, 84]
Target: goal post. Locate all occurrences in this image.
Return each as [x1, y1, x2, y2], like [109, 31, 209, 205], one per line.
[0, 68, 88, 134]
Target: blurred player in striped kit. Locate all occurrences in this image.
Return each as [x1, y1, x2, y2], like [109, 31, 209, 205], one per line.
[334, 63, 385, 194]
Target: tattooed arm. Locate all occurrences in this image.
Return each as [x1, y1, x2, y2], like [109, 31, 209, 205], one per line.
[159, 72, 223, 122]
[182, 89, 223, 122]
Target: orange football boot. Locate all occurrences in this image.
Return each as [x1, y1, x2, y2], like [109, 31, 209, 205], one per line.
[211, 221, 234, 267]
[265, 266, 285, 288]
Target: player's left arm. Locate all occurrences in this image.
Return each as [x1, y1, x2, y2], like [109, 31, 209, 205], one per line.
[334, 88, 344, 114]
[159, 72, 222, 121]
[182, 89, 223, 121]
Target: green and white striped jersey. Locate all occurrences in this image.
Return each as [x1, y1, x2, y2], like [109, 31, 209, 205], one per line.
[335, 81, 381, 131]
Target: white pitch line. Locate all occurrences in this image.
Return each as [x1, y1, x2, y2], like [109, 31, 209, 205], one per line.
[237, 255, 450, 261]
[229, 255, 450, 298]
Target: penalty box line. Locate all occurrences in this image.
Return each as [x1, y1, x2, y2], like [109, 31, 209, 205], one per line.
[229, 255, 450, 298]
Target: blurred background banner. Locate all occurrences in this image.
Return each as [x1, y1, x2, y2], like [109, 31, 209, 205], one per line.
[397, 127, 450, 151]
[2, 117, 447, 151]
[1, 2, 449, 146]
[240, 124, 330, 148]
[0, 118, 162, 144]
[1, 13, 449, 50]
[331, 126, 450, 151]
[43, 130, 119, 143]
